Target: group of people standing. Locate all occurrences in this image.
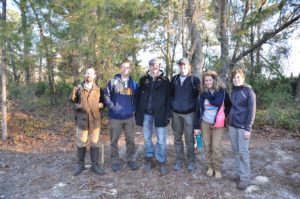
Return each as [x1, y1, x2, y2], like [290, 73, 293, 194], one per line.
[69, 57, 256, 190]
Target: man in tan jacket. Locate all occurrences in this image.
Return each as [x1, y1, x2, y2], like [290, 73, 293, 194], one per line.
[69, 68, 105, 176]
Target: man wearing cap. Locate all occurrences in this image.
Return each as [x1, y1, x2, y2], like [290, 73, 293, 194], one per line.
[135, 58, 171, 175]
[103, 59, 139, 172]
[171, 58, 200, 172]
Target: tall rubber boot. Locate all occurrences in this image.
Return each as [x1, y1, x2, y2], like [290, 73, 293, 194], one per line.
[73, 147, 86, 176]
[90, 147, 106, 175]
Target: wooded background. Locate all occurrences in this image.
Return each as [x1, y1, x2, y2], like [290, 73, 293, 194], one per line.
[1, 0, 300, 140]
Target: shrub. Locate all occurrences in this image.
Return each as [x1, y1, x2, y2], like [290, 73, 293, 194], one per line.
[255, 103, 300, 130]
[249, 76, 296, 109]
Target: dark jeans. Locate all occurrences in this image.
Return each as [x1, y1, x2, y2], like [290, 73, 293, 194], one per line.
[110, 117, 136, 164]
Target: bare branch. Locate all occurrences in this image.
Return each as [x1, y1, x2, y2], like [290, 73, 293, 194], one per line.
[229, 14, 300, 68]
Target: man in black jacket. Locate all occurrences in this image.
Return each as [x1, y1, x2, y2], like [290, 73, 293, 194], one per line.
[171, 58, 200, 172]
[135, 58, 171, 175]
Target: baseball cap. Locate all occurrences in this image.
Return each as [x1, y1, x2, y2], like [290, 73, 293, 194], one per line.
[178, 58, 190, 65]
[149, 58, 161, 65]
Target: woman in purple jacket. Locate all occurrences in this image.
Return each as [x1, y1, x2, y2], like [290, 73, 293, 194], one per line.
[228, 69, 256, 190]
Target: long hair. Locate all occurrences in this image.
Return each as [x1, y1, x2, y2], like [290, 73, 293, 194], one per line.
[200, 71, 226, 93]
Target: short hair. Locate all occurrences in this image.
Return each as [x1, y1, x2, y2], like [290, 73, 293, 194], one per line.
[85, 67, 96, 74]
[201, 70, 226, 93]
[120, 58, 131, 68]
[231, 69, 246, 81]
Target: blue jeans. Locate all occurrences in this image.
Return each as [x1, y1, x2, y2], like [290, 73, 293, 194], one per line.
[143, 114, 167, 163]
[228, 125, 251, 181]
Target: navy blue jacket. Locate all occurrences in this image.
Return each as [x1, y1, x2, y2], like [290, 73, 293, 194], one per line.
[228, 84, 256, 131]
[171, 74, 200, 114]
[195, 89, 231, 129]
[103, 74, 138, 120]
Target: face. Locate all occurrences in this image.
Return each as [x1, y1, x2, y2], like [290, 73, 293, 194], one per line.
[149, 63, 160, 74]
[232, 73, 245, 86]
[204, 75, 214, 89]
[84, 68, 96, 83]
[179, 63, 190, 76]
[121, 62, 131, 77]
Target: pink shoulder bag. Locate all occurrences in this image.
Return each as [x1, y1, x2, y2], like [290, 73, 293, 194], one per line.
[214, 92, 225, 128]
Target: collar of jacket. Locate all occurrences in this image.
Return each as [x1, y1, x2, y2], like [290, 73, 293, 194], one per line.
[113, 74, 133, 82]
[147, 70, 164, 79]
[174, 73, 192, 84]
[80, 81, 98, 91]
[232, 83, 252, 90]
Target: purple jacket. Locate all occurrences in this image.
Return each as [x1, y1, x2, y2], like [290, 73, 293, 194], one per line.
[228, 84, 256, 131]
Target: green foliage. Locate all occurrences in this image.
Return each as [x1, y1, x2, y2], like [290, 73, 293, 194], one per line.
[249, 75, 295, 109]
[250, 75, 299, 130]
[56, 82, 73, 97]
[35, 82, 48, 97]
[255, 104, 300, 130]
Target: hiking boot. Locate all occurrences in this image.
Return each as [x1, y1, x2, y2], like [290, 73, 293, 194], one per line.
[238, 180, 250, 190]
[215, 170, 222, 179]
[206, 167, 214, 177]
[73, 147, 86, 176]
[112, 163, 120, 172]
[144, 157, 153, 172]
[90, 147, 106, 175]
[173, 161, 183, 171]
[159, 162, 169, 175]
[187, 162, 196, 172]
[73, 163, 85, 176]
[91, 164, 106, 175]
[127, 161, 139, 170]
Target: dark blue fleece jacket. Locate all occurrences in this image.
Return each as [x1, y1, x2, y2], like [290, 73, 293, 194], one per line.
[103, 74, 138, 120]
[171, 74, 200, 114]
[228, 84, 256, 131]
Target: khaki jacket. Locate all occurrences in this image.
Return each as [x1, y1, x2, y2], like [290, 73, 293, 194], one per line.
[69, 82, 101, 130]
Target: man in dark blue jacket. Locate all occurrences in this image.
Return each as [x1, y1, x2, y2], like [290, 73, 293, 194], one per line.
[171, 58, 200, 172]
[104, 59, 139, 172]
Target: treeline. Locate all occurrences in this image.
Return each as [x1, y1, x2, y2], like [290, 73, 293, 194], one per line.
[1, 0, 300, 136]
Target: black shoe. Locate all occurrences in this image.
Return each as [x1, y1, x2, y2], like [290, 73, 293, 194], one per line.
[91, 163, 106, 175]
[73, 147, 86, 176]
[187, 162, 196, 172]
[238, 180, 250, 190]
[112, 163, 120, 172]
[127, 161, 139, 170]
[144, 157, 153, 172]
[173, 161, 183, 171]
[160, 162, 168, 175]
[90, 147, 106, 175]
[73, 163, 84, 176]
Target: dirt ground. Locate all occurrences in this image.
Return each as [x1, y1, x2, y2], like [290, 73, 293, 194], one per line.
[0, 105, 300, 199]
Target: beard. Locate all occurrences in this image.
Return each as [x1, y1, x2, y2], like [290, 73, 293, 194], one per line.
[85, 77, 93, 83]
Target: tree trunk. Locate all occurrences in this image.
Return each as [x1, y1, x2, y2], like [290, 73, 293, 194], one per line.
[38, 55, 43, 82]
[295, 73, 300, 102]
[219, 0, 229, 80]
[20, 0, 31, 83]
[250, 26, 255, 76]
[188, 0, 203, 77]
[8, 41, 19, 84]
[29, 1, 56, 103]
[1, 0, 8, 140]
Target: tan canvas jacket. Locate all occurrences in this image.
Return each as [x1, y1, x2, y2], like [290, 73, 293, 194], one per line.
[69, 82, 101, 130]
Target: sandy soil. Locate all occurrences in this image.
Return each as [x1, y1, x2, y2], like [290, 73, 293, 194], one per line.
[1, 123, 300, 199]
